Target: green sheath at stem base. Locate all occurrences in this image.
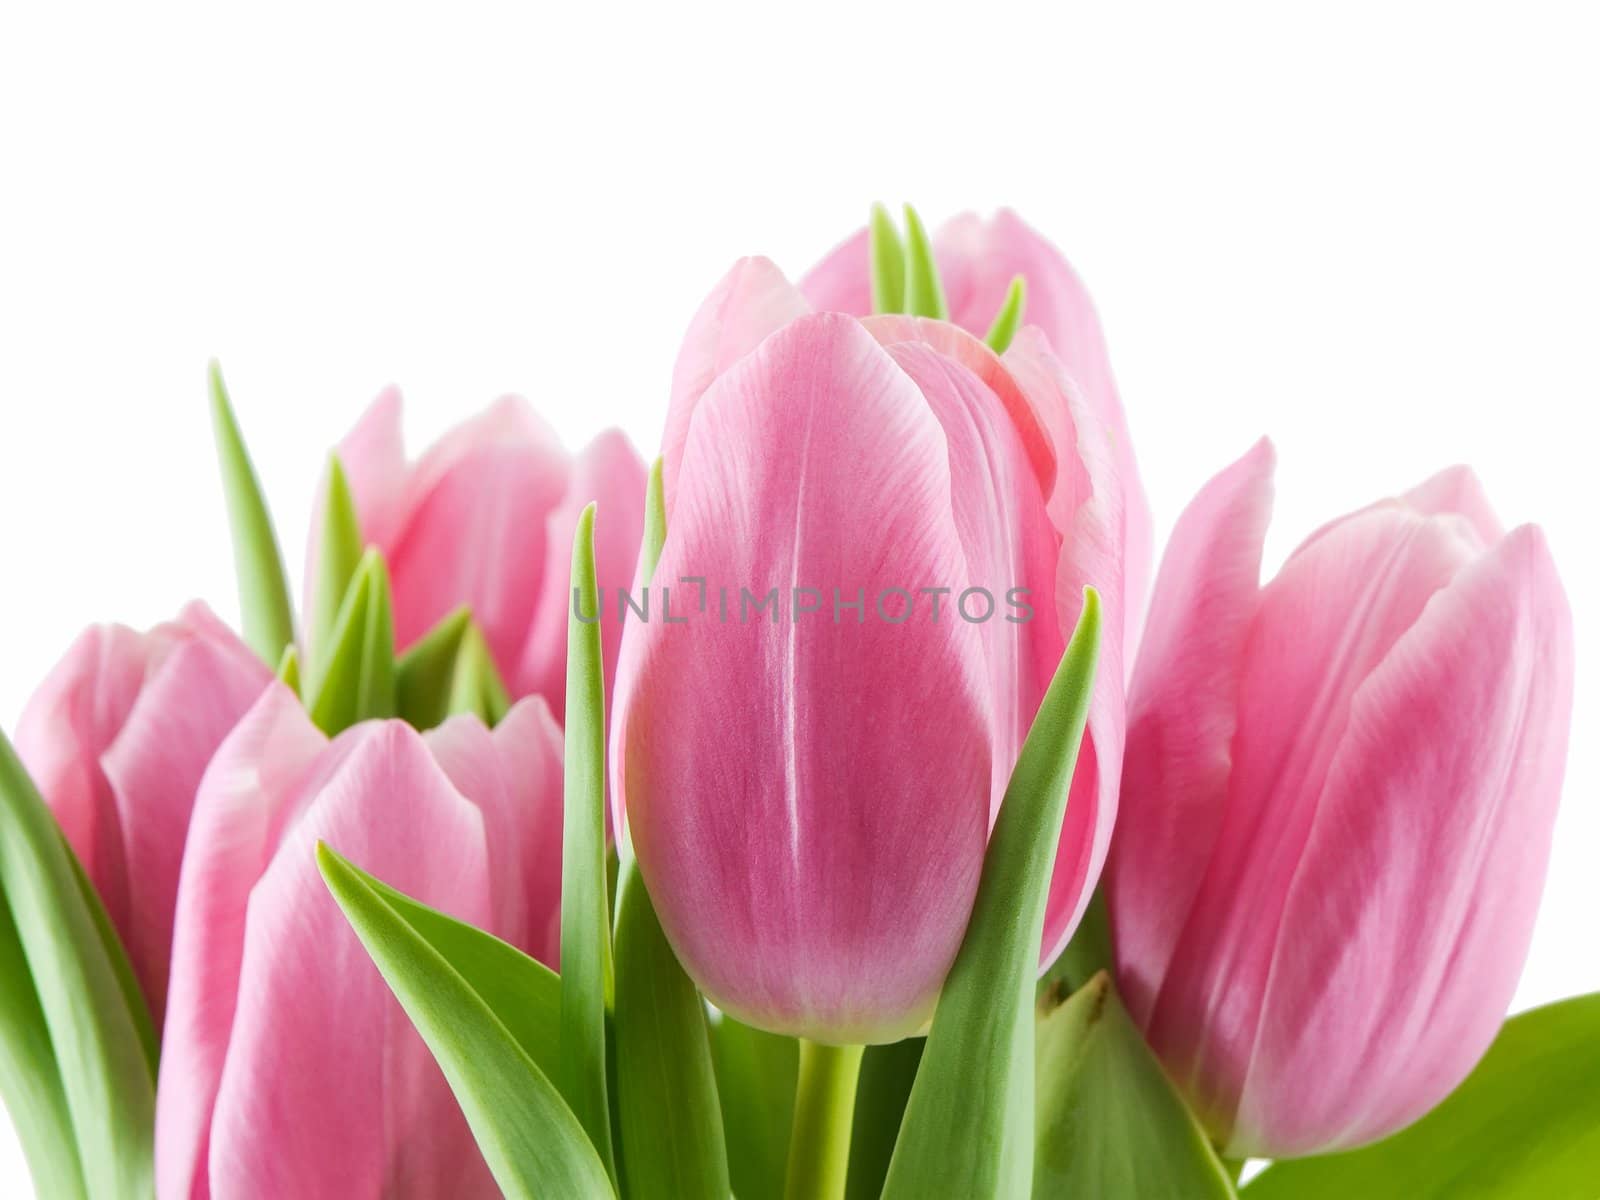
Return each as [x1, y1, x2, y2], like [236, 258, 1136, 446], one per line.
[784, 1040, 865, 1200]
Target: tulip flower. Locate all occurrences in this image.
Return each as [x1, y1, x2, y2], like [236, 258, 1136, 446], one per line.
[14, 602, 272, 1023]
[307, 390, 646, 715]
[155, 684, 564, 1199]
[614, 227, 1146, 1042]
[1104, 441, 1574, 1157]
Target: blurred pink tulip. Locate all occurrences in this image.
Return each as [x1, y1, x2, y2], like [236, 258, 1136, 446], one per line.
[156, 686, 563, 1200]
[1104, 441, 1574, 1157]
[14, 603, 271, 1024]
[614, 233, 1146, 1041]
[307, 391, 646, 715]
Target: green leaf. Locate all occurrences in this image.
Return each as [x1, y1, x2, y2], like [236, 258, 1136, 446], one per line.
[308, 453, 365, 676]
[869, 203, 907, 315]
[711, 1016, 797, 1200]
[303, 548, 396, 735]
[882, 588, 1101, 1200]
[1039, 886, 1113, 999]
[611, 857, 729, 1199]
[208, 360, 295, 665]
[982, 275, 1026, 355]
[0, 730, 155, 1200]
[1034, 972, 1236, 1197]
[316, 844, 613, 1199]
[395, 607, 512, 730]
[845, 1039, 923, 1200]
[900, 204, 949, 320]
[0, 885, 87, 1200]
[560, 503, 618, 1182]
[1246, 993, 1600, 1199]
[641, 457, 667, 585]
[275, 642, 301, 695]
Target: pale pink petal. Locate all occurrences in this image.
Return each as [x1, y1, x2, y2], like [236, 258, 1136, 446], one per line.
[516, 429, 648, 716]
[661, 257, 811, 514]
[1401, 464, 1504, 546]
[156, 684, 331, 1200]
[1231, 526, 1573, 1155]
[205, 723, 500, 1199]
[1145, 503, 1486, 1132]
[614, 314, 992, 1043]
[385, 396, 570, 676]
[1107, 440, 1275, 1027]
[797, 226, 873, 317]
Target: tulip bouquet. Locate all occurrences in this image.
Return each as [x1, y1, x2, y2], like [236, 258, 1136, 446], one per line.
[0, 205, 1584, 1200]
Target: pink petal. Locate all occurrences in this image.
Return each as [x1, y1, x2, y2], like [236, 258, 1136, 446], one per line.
[1145, 500, 1487, 1134]
[1231, 526, 1573, 1155]
[797, 226, 873, 317]
[515, 429, 648, 717]
[205, 722, 501, 1199]
[1107, 440, 1275, 1028]
[614, 314, 993, 1043]
[661, 257, 811, 515]
[385, 396, 571, 677]
[156, 683, 331, 1200]
[1402, 464, 1504, 546]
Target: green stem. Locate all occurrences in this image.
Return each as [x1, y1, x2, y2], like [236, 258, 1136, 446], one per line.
[784, 1040, 865, 1200]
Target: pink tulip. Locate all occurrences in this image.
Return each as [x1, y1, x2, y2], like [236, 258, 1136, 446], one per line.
[156, 685, 563, 1199]
[614, 239, 1146, 1041]
[1104, 441, 1574, 1157]
[14, 603, 271, 1024]
[308, 390, 646, 715]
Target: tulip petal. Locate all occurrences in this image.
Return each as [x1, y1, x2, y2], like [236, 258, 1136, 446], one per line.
[156, 683, 330, 1200]
[661, 257, 811, 514]
[205, 723, 501, 1199]
[1231, 525, 1573, 1156]
[616, 313, 993, 1043]
[1107, 440, 1275, 1028]
[1146, 500, 1490, 1136]
[798, 227, 873, 319]
[1402, 464, 1503, 546]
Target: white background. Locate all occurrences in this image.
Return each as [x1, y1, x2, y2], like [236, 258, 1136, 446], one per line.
[2, 2, 1596, 1191]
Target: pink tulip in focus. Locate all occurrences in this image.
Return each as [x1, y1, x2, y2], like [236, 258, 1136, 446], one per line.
[155, 685, 563, 1199]
[1104, 441, 1574, 1157]
[307, 391, 646, 714]
[14, 603, 271, 1024]
[614, 235, 1146, 1042]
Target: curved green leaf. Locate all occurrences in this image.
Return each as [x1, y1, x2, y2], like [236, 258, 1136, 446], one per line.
[845, 1038, 923, 1200]
[208, 360, 295, 665]
[711, 1016, 797, 1200]
[612, 858, 729, 1199]
[304, 549, 396, 735]
[395, 607, 512, 730]
[869, 203, 906, 315]
[1247, 993, 1600, 1199]
[560, 503, 618, 1181]
[901, 204, 949, 320]
[0, 731, 155, 1199]
[317, 843, 613, 1199]
[982, 276, 1026, 355]
[1035, 972, 1235, 1197]
[882, 589, 1101, 1200]
[308, 453, 364, 675]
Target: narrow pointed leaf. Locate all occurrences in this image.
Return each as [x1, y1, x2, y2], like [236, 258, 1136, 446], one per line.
[0, 887, 87, 1200]
[882, 588, 1101, 1200]
[304, 549, 396, 735]
[711, 1016, 798, 1200]
[309, 453, 364, 673]
[901, 204, 949, 320]
[395, 607, 512, 730]
[983, 276, 1027, 354]
[1246, 993, 1600, 1199]
[1034, 972, 1236, 1197]
[317, 844, 613, 1199]
[640, 457, 666, 586]
[448, 622, 511, 726]
[612, 858, 730, 1199]
[869, 202, 907, 314]
[845, 1038, 924, 1200]
[0, 731, 155, 1199]
[559, 503, 618, 1180]
[275, 643, 301, 695]
[63, 843, 156, 1074]
[208, 361, 295, 664]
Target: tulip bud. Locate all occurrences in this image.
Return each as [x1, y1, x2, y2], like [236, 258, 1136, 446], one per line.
[614, 225, 1148, 1041]
[14, 603, 271, 1023]
[156, 685, 564, 1198]
[305, 391, 646, 717]
[1104, 441, 1574, 1156]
